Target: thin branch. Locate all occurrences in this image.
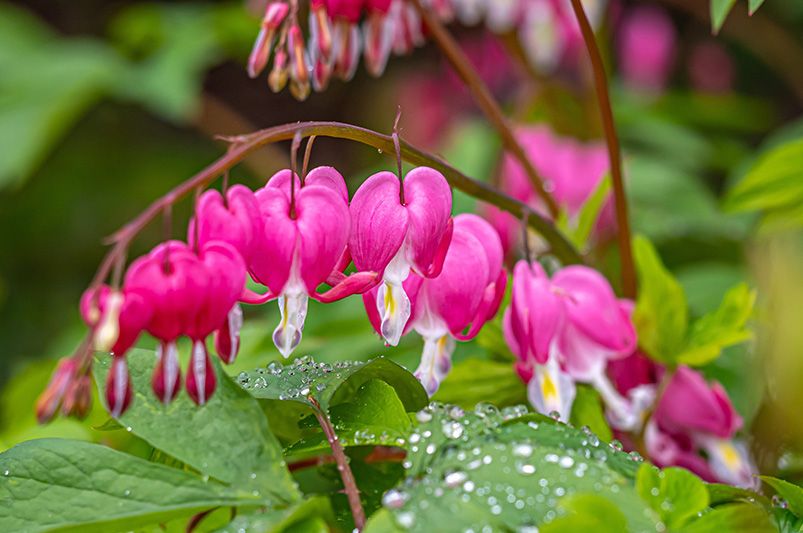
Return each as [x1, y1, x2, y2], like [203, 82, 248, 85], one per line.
[409, 0, 560, 219]
[569, 0, 637, 299]
[310, 398, 365, 530]
[89, 121, 583, 290]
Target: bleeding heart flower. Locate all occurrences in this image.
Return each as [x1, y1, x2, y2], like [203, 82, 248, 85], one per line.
[364, 214, 505, 394]
[250, 167, 377, 357]
[350, 167, 453, 346]
[617, 5, 676, 93]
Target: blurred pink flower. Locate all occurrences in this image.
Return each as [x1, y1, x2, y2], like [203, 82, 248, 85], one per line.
[689, 41, 735, 94]
[617, 5, 676, 92]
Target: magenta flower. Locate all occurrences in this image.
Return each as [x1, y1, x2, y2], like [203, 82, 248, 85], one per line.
[617, 5, 676, 93]
[504, 261, 644, 427]
[648, 366, 755, 487]
[485, 125, 614, 256]
[350, 167, 453, 346]
[250, 167, 378, 357]
[364, 214, 506, 394]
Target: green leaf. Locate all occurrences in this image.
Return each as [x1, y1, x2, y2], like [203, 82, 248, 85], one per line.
[676, 283, 755, 366]
[636, 464, 709, 528]
[239, 356, 428, 414]
[725, 138, 803, 218]
[748, 0, 766, 16]
[569, 386, 613, 443]
[570, 176, 612, 250]
[214, 497, 334, 533]
[285, 379, 411, 456]
[433, 358, 526, 409]
[633, 236, 688, 363]
[0, 438, 261, 533]
[682, 503, 775, 532]
[94, 349, 299, 504]
[761, 476, 803, 517]
[380, 403, 657, 531]
[707, 483, 771, 508]
[711, 0, 738, 34]
[540, 494, 628, 533]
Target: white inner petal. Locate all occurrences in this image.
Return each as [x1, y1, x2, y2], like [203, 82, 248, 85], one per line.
[414, 334, 455, 396]
[527, 357, 576, 422]
[192, 340, 208, 405]
[592, 374, 655, 432]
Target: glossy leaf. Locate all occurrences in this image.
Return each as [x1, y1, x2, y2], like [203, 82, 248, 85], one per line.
[540, 494, 628, 533]
[569, 385, 613, 443]
[761, 476, 803, 518]
[682, 503, 774, 532]
[636, 464, 709, 528]
[94, 349, 299, 504]
[214, 496, 334, 533]
[433, 358, 526, 409]
[0, 438, 260, 532]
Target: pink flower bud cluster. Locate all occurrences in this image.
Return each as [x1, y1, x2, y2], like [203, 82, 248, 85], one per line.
[71, 165, 507, 416]
[247, 0, 607, 99]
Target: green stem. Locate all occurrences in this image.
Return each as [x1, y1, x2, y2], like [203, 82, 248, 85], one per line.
[568, 0, 637, 298]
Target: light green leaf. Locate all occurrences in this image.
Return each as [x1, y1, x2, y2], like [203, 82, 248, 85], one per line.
[239, 356, 428, 414]
[94, 349, 299, 504]
[633, 236, 688, 363]
[0, 438, 260, 533]
[761, 476, 803, 518]
[285, 379, 411, 456]
[636, 465, 709, 528]
[571, 176, 612, 250]
[707, 483, 771, 508]
[682, 503, 775, 532]
[711, 0, 738, 34]
[433, 358, 526, 409]
[748, 0, 766, 16]
[676, 283, 755, 366]
[569, 385, 613, 443]
[214, 497, 334, 533]
[725, 138, 803, 216]
[540, 494, 628, 533]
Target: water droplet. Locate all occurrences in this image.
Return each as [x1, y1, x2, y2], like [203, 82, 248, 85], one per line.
[559, 456, 574, 468]
[517, 463, 536, 475]
[449, 406, 465, 419]
[416, 410, 433, 423]
[442, 421, 464, 439]
[444, 471, 468, 488]
[383, 489, 408, 508]
[628, 451, 644, 462]
[610, 439, 623, 451]
[425, 443, 437, 455]
[548, 410, 561, 420]
[513, 444, 534, 458]
[463, 480, 476, 492]
[396, 511, 416, 528]
[772, 495, 789, 509]
[316, 382, 326, 391]
[2, 470, 8, 476]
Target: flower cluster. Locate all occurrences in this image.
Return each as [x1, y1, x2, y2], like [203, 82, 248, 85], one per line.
[506, 260, 756, 487]
[58, 164, 509, 416]
[247, 0, 606, 99]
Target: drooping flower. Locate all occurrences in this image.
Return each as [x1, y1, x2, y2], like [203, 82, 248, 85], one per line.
[504, 261, 645, 427]
[688, 40, 735, 94]
[484, 125, 614, 256]
[250, 167, 378, 357]
[648, 366, 756, 487]
[364, 214, 506, 394]
[350, 167, 453, 346]
[189, 184, 262, 364]
[617, 5, 676, 93]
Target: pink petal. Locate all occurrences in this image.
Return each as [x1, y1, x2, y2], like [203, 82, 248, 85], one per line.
[349, 171, 408, 273]
[453, 269, 508, 342]
[296, 185, 351, 292]
[403, 167, 453, 276]
[189, 185, 261, 263]
[453, 214, 504, 285]
[509, 260, 563, 365]
[305, 166, 349, 203]
[240, 287, 276, 305]
[252, 187, 298, 293]
[312, 271, 381, 303]
[192, 241, 246, 339]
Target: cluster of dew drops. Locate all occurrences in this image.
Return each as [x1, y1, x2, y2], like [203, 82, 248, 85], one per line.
[236, 355, 363, 400]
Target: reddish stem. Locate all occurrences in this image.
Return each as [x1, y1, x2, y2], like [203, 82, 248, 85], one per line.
[569, 0, 637, 298]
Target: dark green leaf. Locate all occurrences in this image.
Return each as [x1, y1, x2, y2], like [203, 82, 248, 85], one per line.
[0, 438, 260, 533]
[636, 464, 709, 528]
[540, 494, 628, 533]
[214, 497, 333, 533]
[707, 483, 771, 508]
[570, 386, 613, 443]
[681, 503, 774, 532]
[94, 349, 298, 504]
[676, 283, 755, 366]
[711, 0, 738, 34]
[433, 358, 526, 409]
[761, 476, 803, 518]
[238, 356, 428, 414]
[633, 236, 688, 363]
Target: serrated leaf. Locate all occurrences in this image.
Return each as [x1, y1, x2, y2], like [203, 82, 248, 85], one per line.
[214, 496, 334, 533]
[540, 494, 628, 533]
[725, 138, 803, 216]
[570, 385, 613, 443]
[682, 503, 774, 532]
[676, 283, 755, 366]
[710, 0, 738, 34]
[761, 477, 803, 518]
[633, 236, 688, 363]
[748, 0, 766, 16]
[0, 439, 261, 533]
[238, 356, 428, 414]
[433, 358, 526, 409]
[285, 379, 411, 456]
[636, 464, 709, 528]
[94, 349, 298, 504]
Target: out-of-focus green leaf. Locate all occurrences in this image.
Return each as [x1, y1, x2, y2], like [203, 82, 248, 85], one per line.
[725, 138, 803, 229]
[675, 283, 755, 366]
[441, 119, 500, 214]
[761, 476, 803, 518]
[711, 0, 738, 34]
[633, 236, 688, 363]
[569, 385, 613, 443]
[540, 494, 628, 533]
[681, 503, 775, 532]
[707, 483, 771, 508]
[433, 358, 526, 409]
[677, 263, 745, 317]
[748, 0, 766, 16]
[636, 465, 709, 528]
[0, 438, 261, 533]
[214, 497, 334, 533]
[94, 349, 299, 504]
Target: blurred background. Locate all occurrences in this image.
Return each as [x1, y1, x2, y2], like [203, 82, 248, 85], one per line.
[1, 0, 803, 481]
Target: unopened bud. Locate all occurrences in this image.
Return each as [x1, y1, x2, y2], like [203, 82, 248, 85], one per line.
[310, 3, 334, 60]
[61, 374, 92, 420]
[35, 357, 77, 424]
[94, 290, 123, 352]
[247, 2, 291, 78]
[269, 49, 289, 92]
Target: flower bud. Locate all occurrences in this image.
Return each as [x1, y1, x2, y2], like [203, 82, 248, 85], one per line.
[35, 357, 77, 424]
